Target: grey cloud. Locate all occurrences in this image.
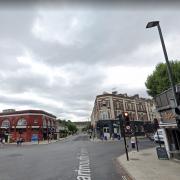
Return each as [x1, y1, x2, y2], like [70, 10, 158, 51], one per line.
[0, 6, 180, 121]
[23, 9, 180, 68]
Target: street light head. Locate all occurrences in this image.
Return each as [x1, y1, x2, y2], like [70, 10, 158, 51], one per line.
[146, 21, 159, 28]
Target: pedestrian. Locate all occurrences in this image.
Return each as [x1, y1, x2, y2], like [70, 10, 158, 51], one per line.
[0, 137, 4, 148]
[48, 133, 52, 143]
[131, 136, 136, 149]
[17, 138, 20, 146]
[19, 137, 23, 146]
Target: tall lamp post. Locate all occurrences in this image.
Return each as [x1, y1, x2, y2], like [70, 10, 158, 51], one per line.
[146, 21, 177, 107]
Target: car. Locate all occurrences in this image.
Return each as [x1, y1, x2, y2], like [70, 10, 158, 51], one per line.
[154, 129, 164, 143]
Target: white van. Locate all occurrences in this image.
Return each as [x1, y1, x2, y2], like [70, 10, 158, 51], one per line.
[154, 129, 164, 143]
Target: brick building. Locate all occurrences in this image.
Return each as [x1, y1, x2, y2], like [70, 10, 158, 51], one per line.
[0, 109, 56, 142]
[91, 92, 155, 139]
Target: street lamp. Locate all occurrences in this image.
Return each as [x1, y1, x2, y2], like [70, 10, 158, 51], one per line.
[146, 21, 177, 107]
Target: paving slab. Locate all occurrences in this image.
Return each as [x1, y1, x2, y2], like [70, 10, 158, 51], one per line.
[117, 147, 180, 180]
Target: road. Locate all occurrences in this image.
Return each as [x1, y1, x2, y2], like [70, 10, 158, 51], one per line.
[0, 134, 155, 180]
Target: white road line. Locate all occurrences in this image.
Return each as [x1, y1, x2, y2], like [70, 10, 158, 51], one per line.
[76, 148, 91, 180]
[122, 176, 127, 180]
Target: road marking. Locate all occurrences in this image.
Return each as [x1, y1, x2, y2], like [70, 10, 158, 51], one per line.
[122, 176, 128, 180]
[76, 148, 91, 180]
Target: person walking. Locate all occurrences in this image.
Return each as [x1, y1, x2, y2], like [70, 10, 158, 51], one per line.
[131, 136, 136, 150]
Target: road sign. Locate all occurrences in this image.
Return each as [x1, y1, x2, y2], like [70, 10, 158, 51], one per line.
[126, 126, 130, 130]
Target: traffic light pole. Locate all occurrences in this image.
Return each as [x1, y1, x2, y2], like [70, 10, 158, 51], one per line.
[119, 114, 129, 161]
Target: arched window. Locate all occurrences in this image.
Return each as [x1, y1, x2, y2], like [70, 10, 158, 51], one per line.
[17, 118, 27, 126]
[1, 119, 10, 128]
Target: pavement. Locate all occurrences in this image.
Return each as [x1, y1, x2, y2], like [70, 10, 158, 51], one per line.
[118, 147, 180, 180]
[4, 137, 70, 146]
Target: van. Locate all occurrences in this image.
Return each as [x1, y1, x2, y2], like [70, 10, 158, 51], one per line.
[154, 129, 164, 143]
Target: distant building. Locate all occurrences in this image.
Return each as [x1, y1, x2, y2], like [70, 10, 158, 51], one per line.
[73, 121, 91, 132]
[91, 92, 156, 139]
[55, 120, 68, 138]
[0, 109, 56, 142]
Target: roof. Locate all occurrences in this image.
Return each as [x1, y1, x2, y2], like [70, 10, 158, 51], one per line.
[0, 109, 56, 118]
[96, 93, 151, 101]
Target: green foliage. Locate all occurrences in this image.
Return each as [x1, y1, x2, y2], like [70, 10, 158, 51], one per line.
[145, 60, 180, 97]
[66, 121, 78, 133]
[56, 119, 78, 134]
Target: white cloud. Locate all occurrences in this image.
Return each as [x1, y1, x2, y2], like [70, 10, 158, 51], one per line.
[17, 50, 71, 86]
[102, 65, 154, 89]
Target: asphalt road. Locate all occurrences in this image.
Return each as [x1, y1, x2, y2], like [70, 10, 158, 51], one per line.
[0, 134, 155, 180]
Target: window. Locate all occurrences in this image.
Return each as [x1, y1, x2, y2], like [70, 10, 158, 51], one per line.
[101, 111, 109, 120]
[34, 119, 38, 124]
[1, 119, 10, 128]
[17, 118, 27, 126]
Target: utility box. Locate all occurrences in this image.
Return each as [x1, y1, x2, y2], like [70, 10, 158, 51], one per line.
[154, 85, 180, 124]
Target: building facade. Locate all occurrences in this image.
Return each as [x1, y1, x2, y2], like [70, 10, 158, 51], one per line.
[91, 92, 155, 139]
[0, 109, 56, 142]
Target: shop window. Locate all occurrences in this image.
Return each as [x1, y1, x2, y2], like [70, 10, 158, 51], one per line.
[32, 129, 39, 133]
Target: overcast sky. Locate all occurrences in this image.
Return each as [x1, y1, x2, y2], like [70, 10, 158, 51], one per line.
[0, 2, 180, 121]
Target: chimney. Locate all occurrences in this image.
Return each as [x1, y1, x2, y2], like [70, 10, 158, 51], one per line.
[112, 91, 118, 95]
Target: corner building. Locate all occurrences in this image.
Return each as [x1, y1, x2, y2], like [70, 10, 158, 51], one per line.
[91, 92, 155, 139]
[0, 109, 56, 142]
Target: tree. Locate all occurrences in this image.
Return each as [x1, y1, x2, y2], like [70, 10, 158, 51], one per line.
[66, 120, 78, 134]
[145, 60, 180, 97]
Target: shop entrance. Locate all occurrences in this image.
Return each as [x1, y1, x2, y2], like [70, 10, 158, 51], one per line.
[166, 128, 180, 159]
[103, 127, 110, 139]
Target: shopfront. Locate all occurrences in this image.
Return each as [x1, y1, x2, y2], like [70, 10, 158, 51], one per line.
[0, 110, 56, 142]
[161, 123, 180, 159]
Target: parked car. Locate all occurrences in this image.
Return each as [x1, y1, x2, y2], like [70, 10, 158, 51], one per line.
[154, 129, 164, 143]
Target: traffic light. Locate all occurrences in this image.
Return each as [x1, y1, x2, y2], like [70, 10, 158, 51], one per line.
[123, 112, 130, 126]
[153, 118, 159, 131]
